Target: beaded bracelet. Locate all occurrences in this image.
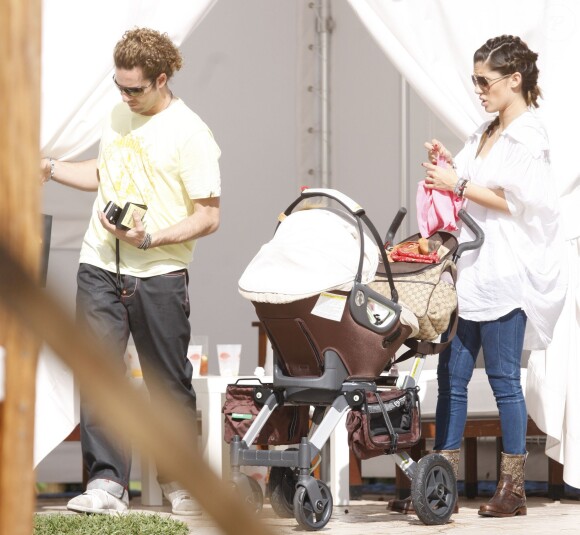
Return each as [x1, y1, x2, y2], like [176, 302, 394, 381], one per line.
[454, 178, 469, 198]
[48, 157, 55, 181]
[138, 233, 152, 250]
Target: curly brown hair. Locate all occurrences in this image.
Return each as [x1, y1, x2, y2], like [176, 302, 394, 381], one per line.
[114, 27, 183, 81]
[474, 35, 542, 108]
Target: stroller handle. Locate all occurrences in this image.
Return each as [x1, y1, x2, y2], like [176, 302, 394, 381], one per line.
[454, 209, 485, 260]
[297, 188, 365, 215]
[384, 207, 407, 247]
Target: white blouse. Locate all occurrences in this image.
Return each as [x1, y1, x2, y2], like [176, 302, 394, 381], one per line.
[454, 111, 567, 349]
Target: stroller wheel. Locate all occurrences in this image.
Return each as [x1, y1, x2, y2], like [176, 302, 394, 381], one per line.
[410, 453, 457, 525]
[268, 467, 297, 518]
[293, 480, 333, 531]
[233, 473, 264, 514]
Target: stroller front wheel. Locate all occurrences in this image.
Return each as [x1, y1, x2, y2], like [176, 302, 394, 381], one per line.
[293, 480, 333, 531]
[411, 453, 457, 525]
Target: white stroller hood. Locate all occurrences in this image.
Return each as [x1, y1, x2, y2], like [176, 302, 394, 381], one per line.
[239, 207, 380, 304]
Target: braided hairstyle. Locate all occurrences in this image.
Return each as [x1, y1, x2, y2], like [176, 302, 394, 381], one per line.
[114, 28, 183, 81]
[474, 35, 542, 110]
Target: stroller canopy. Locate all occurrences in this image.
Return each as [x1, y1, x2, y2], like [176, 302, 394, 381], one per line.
[239, 207, 379, 304]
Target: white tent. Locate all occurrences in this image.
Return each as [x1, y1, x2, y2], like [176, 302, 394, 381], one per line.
[28, 0, 580, 486]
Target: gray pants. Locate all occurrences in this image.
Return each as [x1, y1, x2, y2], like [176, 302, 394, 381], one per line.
[76, 263, 196, 495]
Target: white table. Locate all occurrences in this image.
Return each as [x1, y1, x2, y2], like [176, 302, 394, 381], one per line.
[191, 375, 238, 477]
[191, 375, 351, 506]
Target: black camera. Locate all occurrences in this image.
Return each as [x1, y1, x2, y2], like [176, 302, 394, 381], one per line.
[103, 201, 147, 230]
[103, 201, 122, 225]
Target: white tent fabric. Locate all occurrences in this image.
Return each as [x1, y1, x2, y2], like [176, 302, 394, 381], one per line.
[526, 239, 580, 488]
[346, 0, 580, 487]
[31, 0, 217, 466]
[41, 0, 217, 159]
[345, 0, 579, 236]
[34, 347, 79, 467]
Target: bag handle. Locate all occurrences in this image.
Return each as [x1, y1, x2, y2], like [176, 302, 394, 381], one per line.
[233, 377, 265, 385]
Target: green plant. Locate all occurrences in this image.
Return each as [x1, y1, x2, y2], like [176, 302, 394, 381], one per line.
[34, 513, 189, 535]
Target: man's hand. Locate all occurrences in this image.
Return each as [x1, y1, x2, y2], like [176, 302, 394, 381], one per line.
[40, 158, 52, 184]
[97, 209, 148, 248]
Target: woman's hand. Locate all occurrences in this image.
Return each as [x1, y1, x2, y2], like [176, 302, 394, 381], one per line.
[421, 160, 458, 192]
[424, 138, 453, 166]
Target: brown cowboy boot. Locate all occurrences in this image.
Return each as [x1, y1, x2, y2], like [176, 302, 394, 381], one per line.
[387, 449, 460, 514]
[478, 452, 527, 517]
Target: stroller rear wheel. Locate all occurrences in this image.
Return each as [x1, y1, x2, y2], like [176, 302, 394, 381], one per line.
[232, 473, 264, 514]
[268, 466, 297, 518]
[293, 480, 333, 531]
[411, 453, 457, 525]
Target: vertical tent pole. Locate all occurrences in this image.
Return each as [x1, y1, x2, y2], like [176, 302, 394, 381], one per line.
[318, 0, 332, 189]
[400, 76, 410, 238]
[0, 1, 42, 534]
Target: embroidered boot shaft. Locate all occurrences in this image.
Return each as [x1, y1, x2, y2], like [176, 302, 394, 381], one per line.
[434, 448, 460, 479]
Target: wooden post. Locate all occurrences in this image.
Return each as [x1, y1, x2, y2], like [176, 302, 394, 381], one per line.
[0, 1, 42, 535]
[464, 437, 478, 498]
[0, 251, 276, 535]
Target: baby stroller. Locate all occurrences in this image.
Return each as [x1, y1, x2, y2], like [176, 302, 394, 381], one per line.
[228, 188, 483, 529]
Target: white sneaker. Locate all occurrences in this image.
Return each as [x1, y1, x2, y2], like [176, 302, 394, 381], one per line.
[160, 481, 202, 516]
[67, 488, 128, 514]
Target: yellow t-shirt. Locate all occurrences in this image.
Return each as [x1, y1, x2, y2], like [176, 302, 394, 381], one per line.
[79, 99, 221, 277]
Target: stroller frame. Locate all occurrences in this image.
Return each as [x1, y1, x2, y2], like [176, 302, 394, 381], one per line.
[230, 188, 484, 529]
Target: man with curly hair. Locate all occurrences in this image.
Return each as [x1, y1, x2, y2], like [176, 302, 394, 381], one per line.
[41, 28, 221, 516]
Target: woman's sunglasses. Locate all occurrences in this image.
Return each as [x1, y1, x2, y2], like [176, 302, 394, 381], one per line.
[471, 73, 510, 91]
[112, 75, 155, 96]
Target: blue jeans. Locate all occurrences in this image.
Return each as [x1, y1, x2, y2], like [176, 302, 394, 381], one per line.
[434, 308, 527, 454]
[76, 263, 196, 492]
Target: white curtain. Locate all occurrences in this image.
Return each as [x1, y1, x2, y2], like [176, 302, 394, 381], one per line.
[346, 0, 580, 487]
[33, 0, 217, 467]
[526, 240, 580, 488]
[41, 0, 217, 159]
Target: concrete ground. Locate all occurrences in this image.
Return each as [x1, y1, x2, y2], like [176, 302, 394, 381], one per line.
[36, 495, 580, 535]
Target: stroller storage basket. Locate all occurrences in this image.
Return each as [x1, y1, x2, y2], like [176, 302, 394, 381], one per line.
[346, 387, 421, 459]
[222, 383, 310, 446]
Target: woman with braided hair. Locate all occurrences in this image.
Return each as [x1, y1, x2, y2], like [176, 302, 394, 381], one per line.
[391, 35, 566, 518]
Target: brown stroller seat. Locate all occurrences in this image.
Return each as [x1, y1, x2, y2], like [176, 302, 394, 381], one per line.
[255, 291, 411, 380]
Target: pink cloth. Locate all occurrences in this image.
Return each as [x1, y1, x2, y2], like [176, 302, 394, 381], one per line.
[416, 181, 463, 238]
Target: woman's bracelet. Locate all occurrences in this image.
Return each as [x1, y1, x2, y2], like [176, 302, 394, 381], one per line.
[454, 178, 469, 198]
